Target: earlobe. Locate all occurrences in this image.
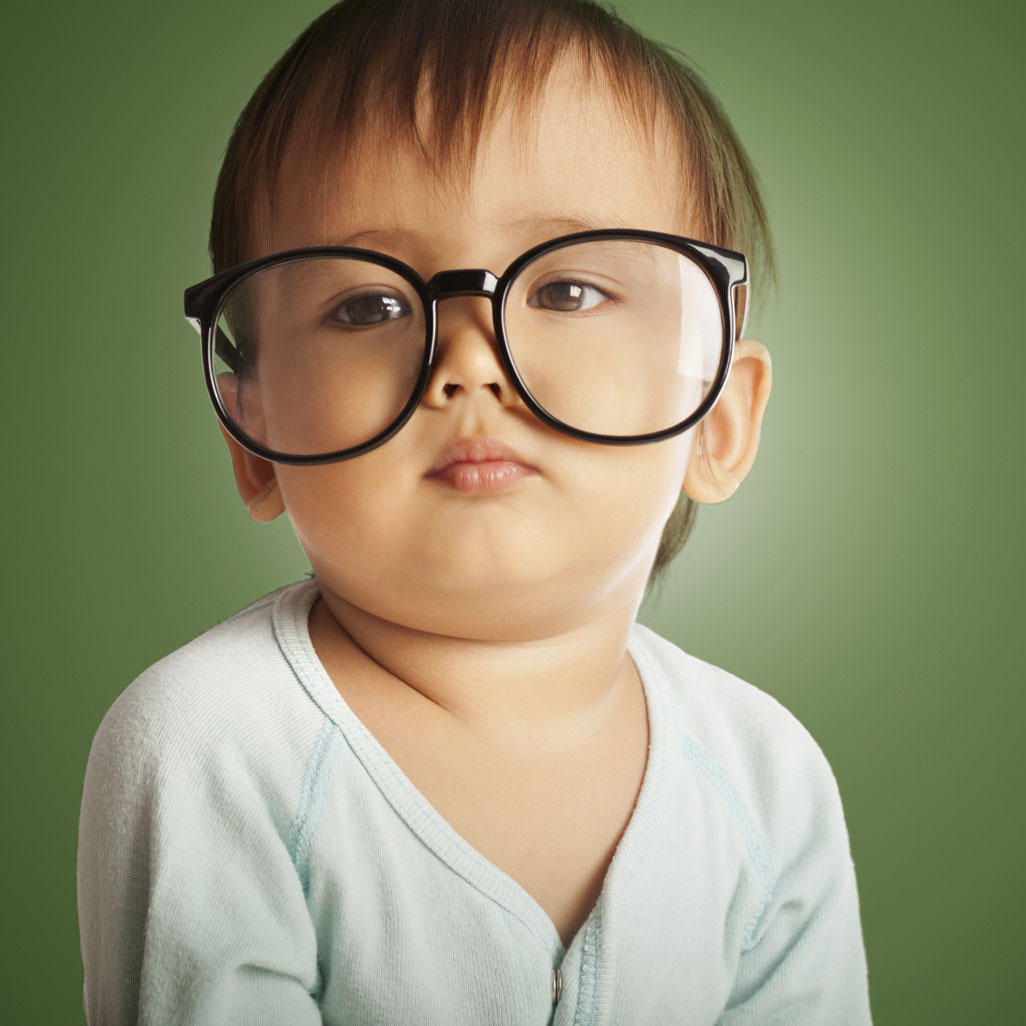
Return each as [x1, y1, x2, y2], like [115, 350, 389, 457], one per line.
[219, 425, 286, 523]
[218, 376, 284, 523]
[683, 339, 772, 504]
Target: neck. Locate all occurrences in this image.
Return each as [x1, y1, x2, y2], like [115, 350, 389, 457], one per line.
[309, 585, 643, 751]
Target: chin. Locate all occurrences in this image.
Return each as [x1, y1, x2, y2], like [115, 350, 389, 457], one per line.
[406, 563, 640, 641]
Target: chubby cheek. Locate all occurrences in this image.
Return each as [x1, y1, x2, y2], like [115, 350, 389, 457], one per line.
[555, 433, 694, 581]
[273, 461, 405, 579]
[272, 431, 694, 622]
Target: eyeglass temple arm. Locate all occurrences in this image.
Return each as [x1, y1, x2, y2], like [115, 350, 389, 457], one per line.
[213, 328, 244, 372]
[731, 282, 749, 341]
[185, 281, 246, 373]
[684, 243, 748, 341]
[185, 314, 245, 373]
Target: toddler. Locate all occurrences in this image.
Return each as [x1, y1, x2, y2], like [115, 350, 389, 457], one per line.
[77, 1, 872, 1023]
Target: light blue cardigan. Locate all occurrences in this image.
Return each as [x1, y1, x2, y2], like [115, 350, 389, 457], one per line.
[77, 579, 871, 1024]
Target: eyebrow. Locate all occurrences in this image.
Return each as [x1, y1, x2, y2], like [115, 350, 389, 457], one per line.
[273, 215, 636, 290]
[499, 215, 629, 236]
[311, 215, 628, 250]
[312, 227, 421, 249]
[273, 228, 419, 288]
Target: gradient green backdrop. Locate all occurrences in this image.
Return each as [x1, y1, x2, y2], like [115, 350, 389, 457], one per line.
[4, 1, 1022, 1022]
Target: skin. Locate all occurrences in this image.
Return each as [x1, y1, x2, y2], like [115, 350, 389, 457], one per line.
[222, 57, 771, 762]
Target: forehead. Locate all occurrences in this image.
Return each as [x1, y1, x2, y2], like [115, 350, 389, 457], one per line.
[263, 57, 690, 265]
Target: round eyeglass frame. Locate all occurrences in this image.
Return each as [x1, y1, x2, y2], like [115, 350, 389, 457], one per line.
[183, 228, 749, 465]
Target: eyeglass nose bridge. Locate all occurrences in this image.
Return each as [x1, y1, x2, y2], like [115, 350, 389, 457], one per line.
[424, 269, 511, 401]
[426, 269, 499, 301]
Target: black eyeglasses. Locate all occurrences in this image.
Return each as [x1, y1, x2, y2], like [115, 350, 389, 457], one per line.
[184, 229, 748, 465]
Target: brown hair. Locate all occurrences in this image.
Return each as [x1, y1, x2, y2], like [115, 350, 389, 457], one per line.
[209, 0, 776, 577]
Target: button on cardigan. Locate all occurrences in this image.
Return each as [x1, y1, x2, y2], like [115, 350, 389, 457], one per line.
[77, 579, 872, 1024]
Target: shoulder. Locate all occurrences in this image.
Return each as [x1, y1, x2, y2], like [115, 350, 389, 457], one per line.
[78, 584, 329, 1021]
[85, 580, 322, 806]
[630, 622, 850, 869]
[630, 627, 871, 1015]
[632, 622, 829, 768]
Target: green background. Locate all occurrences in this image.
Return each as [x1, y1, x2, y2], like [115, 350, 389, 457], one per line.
[3, 0, 1022, 1021]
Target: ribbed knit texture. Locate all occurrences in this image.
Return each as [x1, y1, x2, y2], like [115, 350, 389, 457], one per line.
[77, 579, 871, 1025]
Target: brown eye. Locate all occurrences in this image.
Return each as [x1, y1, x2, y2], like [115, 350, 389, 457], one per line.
[528, 280, 609, 312]
[331, 293, 410, 326]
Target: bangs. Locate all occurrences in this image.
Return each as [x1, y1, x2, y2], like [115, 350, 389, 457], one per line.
[210, 0, 775, 303]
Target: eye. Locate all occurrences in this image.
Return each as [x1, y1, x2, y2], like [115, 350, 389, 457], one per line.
[528, 280, 611, 313]
[330, 292, 411, 327]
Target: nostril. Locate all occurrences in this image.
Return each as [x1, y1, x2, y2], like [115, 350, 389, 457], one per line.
[441, 381, 502, 400]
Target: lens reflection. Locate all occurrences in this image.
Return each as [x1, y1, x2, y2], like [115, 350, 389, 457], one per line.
[213, 256, 426, 457]
[504, 240, 724, 436]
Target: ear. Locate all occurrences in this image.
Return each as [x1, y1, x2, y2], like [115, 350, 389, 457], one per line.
[218, 375, 285, 523]
[220, 426, 285, 522]
[684, 339, 772, 503]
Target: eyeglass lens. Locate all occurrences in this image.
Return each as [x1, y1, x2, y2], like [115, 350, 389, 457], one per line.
[212, 240, 724, 458]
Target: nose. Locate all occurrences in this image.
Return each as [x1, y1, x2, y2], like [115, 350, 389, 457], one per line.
[421, 272, 515, 409]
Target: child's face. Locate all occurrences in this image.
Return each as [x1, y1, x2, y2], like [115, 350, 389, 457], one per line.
[242, 60, 703, 640]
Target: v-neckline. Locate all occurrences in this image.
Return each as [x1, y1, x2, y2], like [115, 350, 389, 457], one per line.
[272, 578, 675, 963]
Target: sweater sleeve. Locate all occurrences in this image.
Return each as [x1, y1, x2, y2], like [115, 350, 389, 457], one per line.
[77, 677, 323, 1026]
[718, 728, 872, 1025]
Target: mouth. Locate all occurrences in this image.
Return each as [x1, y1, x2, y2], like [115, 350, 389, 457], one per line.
[426, 436, 539, 493]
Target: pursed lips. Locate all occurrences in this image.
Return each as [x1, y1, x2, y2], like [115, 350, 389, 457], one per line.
[426, 436, 538, 492]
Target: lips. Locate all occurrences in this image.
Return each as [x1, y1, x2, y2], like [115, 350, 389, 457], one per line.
[427, 436, 538, 492]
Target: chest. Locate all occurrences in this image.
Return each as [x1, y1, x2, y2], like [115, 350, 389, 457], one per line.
[309, 708, 746, 1026]
[358, 693, 649, 949]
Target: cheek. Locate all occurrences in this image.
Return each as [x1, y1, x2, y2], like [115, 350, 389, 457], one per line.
[274, 462, 395, 568]
[569, 433, 694, 560]
[272, 430, 694, 613]
[610, 432, 692, 511]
